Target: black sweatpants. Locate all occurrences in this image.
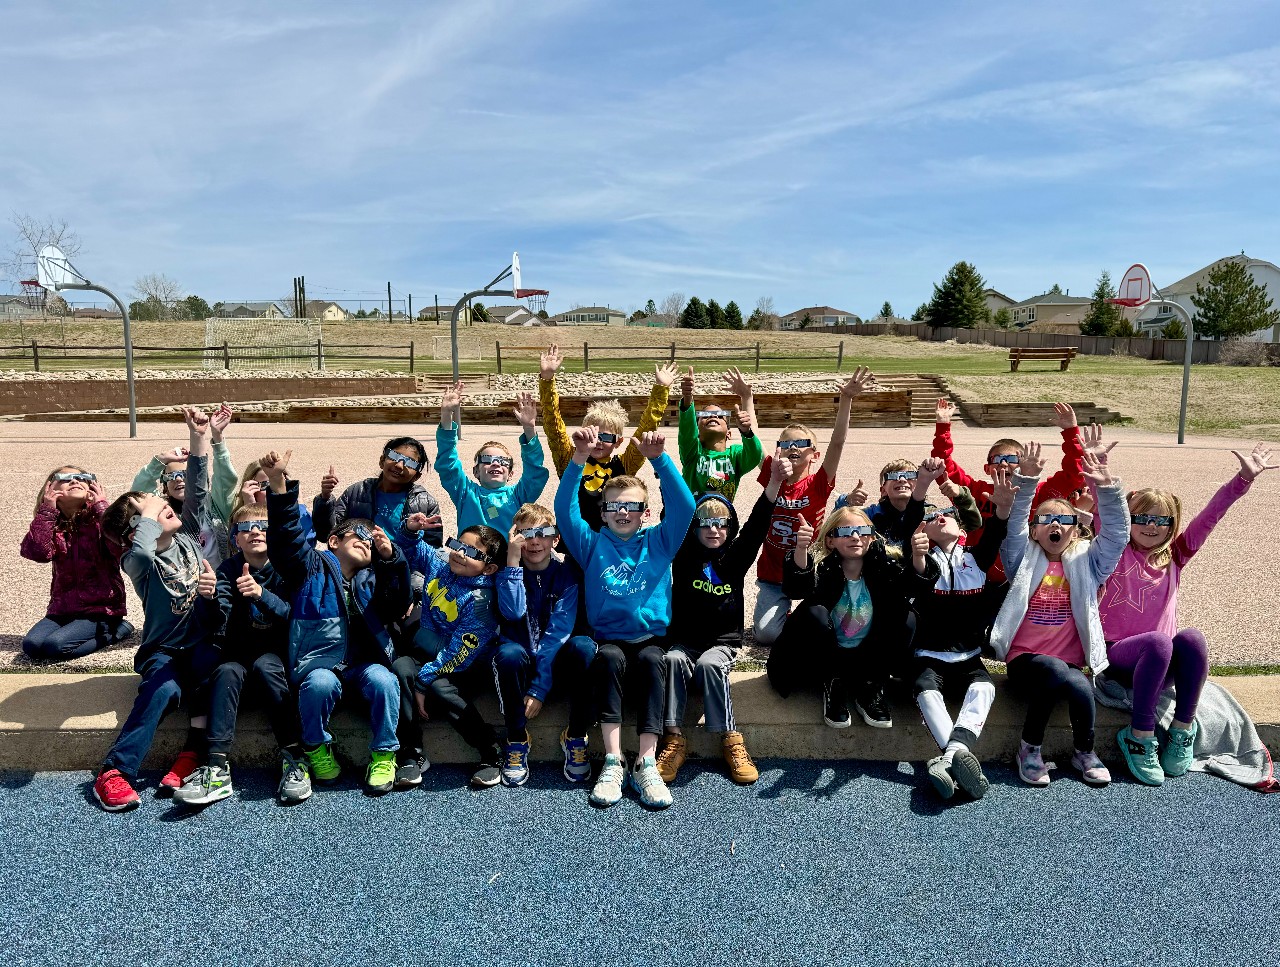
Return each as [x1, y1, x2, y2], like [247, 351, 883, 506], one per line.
[1006, 652, 1095, 751]
[593, 637, 667, 736]
[394, 628, 495, 756]
[765, 604, 890, 700]
[206, 651, 299, 757]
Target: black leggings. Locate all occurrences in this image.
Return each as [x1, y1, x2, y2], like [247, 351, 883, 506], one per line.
[1006, 653, 1095, 751]
[593, 638, 667, 736]
[766, 604, 889, 699]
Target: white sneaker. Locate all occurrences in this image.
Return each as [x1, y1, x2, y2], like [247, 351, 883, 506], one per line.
[630, 755, 673, 809]
[589, 753, 627, 807]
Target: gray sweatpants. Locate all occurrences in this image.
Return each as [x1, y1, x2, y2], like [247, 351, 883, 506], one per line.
[664, 643, 737, 733]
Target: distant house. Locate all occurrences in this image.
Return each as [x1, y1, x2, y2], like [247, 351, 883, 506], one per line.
[553, 306, 626, 326]
[776, 306, 861, 331]
[217, 301, 288, 319]
[1008, 292, 1091, 330]
[1132, 254, 1280, 343]
[983, 288, 1016, 317]
[305, 300, 350, 322]
[485, 304, 536, 326]
[0, 294, 35, 319]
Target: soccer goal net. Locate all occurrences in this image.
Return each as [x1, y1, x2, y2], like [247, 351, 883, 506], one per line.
[431, 335, 482, 361]
[203, 317, 322, 371]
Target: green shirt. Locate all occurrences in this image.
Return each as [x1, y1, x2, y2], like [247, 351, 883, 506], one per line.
[677, 403, 764, 501]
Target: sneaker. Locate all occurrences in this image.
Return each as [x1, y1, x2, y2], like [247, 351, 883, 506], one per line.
[502, 733, 531, 787]
[1016, 740, 1052, 787]
[630, 755, 674, 809]
[93, 768, 140, 812]
[1118, 727, 1164, 787]
[1161, 721, 1199, 778]
[854, 689, 893, 729]
[823, 678, 852, 729]
[560, 729, 591, 784]
[394, 752, 429, 790]
[949, 749, 990, 799]
[722, 731, 759, 785]
[926, 756, 956, 799]
[470, 746, 503, 789]
[655, 733, 687, 784]
[305, 743, 341, 783]
[589, 753, 627, 807]
[174, 764, 234, 805]
[1071, 749, 1112, 787]
[278, 750, 313, 804]
[158, 749, 199, 795]
[365, 750, 396, 795]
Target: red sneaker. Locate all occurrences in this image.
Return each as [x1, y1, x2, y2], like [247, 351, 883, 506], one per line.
[94, 769, 141, 812]
[159, 750, 199, 794]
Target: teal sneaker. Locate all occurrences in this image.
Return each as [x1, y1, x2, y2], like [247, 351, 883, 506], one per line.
[630, 755, 674, 810]
[305, 743, 341, 783]
[1161, 721, 1199, 778]
[365, 749, 396, 795]
[1118, 727, 1164, 786]
[589, 753, 627, 807]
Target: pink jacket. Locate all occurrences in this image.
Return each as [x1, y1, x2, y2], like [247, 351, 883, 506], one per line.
[20, 500, 128, 618]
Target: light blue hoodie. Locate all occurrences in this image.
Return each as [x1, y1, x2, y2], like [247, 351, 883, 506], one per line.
[436, 423, 550, 533]
[554, 452, 695, 641]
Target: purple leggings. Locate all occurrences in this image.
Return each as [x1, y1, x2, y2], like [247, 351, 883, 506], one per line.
[1106, 629, 1209, 732]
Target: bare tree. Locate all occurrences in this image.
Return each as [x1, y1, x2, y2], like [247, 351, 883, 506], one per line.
[5, 212, 83, 284]
[133, 273, 184, 319]
[748, 295, 779, 330]
[657, 291, 687, 328]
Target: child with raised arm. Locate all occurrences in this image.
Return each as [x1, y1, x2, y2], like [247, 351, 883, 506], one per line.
[911, 466, 1015, 801]
[94, 407, 219, 811]
[312, 435, 443, 549]
[264, 448, 413, 798]
[555, 426, 695, 810]
[399, 525, 507, 790]
[676, 365, 763, 501]
[492, 503, 597, 786]
[753, 367, 873, 646]
[658, 450, 789, 787]
[1099, 441, 1275, 786]
[539, 343, 679, 531]
[21, 466, 133, 660]
[436, 383, 549, 532]
[990, 443, 1127, 788]
[837, 457, 982, 557]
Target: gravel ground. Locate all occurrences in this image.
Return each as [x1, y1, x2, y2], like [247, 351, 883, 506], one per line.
[4, 763, 1277, 967]
[3, 418, 1277, 671]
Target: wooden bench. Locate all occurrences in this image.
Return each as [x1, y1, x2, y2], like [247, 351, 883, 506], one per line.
[1009, 346, 1077, 372]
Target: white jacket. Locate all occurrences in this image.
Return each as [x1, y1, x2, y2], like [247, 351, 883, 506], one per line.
[989, 473, 1128, 673]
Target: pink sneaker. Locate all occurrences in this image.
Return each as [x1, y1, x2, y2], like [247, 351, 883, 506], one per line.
[1016, 740, 1052, 786]
[1071, 749, 1112, 786]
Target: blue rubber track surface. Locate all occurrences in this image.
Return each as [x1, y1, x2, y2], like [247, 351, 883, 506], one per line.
[3, 760, 1276, 967]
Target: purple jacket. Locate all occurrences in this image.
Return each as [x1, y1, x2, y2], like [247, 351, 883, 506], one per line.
[20, 500, 128, 618]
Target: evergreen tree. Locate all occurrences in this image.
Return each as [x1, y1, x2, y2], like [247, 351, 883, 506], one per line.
[911, 304, 928, 322]
[645, 299, 657, 316]
[472, 301, 490, 323]
[706, 298, 726, 330]
[1159, 316, 1186, 339]
[1048, 283, 1063, 295]
[1191, 258, 1280, 339]
[880, 301, 893, 319]
[992, 307, 1013, 329]
[800, 312, 816, 330]
[725, 300, 743, 330]
[1112, 317, 1137, 337]
[924, 262, 988, 329]
[1080, 269, 1124, 336]
[183, 295, 212, 320]
[680, 296, 709, 330]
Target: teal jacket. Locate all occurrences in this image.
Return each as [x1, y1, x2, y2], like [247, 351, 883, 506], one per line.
[435, 424, 549, 533]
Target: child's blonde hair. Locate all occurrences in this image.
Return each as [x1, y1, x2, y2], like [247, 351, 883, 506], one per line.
[512, 502, 555, 530]
[232, 504, 268, 524]
[602, 475, 647, 502]
[813, 505, 874, 563]
[879, 458, 917, 483]
[474, 441, 513, 463]
[35, 465, 92, 518]
[583, 399, 628, 437]
[1127, 488, 1182, 569]
[228, 459, 265, 522]
[781, 422, 815, 440]
[1031, 497, 1086, 552]
[987, 438, 1022, 463]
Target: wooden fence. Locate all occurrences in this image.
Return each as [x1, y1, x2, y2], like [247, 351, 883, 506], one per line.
[0, 341, 418, 372]
[494, 340, 846, 374]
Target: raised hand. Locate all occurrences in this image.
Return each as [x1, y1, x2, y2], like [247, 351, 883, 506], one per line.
[654, 361, 680, 388]
[138, 494, 169, 519]
[405, 512, 441, 533]
[734, 404, 754, 437]
[911, 521, 930, 571]
[259, 449, 292, 491]
[506, 528, 526, 567]
[845, 478, 869, 507]
[87, 477, 107, 504]
[209, 403, 233, 442]
[1018, 442, 1045, 478]
[197, 559, 218, 599]
[770, 449, 790, 485]
[680, 366, 695, 405]
[1052, 402, 1078, 430]
[917, 456, 946, 482]
[570, 425, 598, 463]
[319, 464, 339, 498]
[441, 380, 463, 413]
[370, 525, 395, 560]
[636, 430, 666, 460]
[157, 446, 189, 465]
[840, 365, 875, 398]
[183, 406, 210, 435]
[936, 398, 958, 424]
[723, 366, 752, 400]
[512, 391, 537, 429]
[990, 465, 1018, 518]
[235, 563, 262, 601]
[794, 522, 814, 560]
[1081, 449, 1113, 487]
[1231, 442, 1276, 481]
[539, 344, 563, 380]
[42, 481, 59, 509]
[1079, 422, 1118, 464]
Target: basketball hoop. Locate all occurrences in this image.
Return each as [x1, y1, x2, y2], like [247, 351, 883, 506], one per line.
[517, 288, 550, 316]
[20, 279, 47, 310]
[1107, 263, 1152, 308]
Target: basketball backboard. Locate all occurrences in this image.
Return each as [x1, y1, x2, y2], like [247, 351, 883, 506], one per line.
[1111, 262, 1152, 308]
[36, 244, 82, 290]
[511, 251, 522, 297]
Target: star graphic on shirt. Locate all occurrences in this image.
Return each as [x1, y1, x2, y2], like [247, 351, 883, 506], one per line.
[1104, 555, 1161, 613]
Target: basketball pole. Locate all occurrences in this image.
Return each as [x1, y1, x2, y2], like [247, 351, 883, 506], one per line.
[1159, 295, 1196, 445]
[53, 280, 138, 438]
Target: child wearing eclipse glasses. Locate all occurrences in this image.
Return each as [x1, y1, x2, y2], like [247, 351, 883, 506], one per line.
[989, 442, 1127, 788]
[1097, 441, 1275, 787]
[676, 365, 763, 501]
[492, 502, 598, 787]
[21, 465, 133, 661]
[435, 381, 550, 532]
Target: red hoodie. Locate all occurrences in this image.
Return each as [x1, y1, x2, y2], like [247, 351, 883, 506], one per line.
[20, 500, 128, 619]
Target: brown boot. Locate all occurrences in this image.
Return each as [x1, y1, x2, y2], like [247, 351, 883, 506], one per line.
[722, 731, 758, 784]
[655, 733, 687, 783]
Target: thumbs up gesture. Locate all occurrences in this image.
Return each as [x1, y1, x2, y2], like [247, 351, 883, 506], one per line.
[320, 464, 339, 498]
[235, 562, 263, 600]
[911, 521, 930, 574]
[197, 559, 218, 599]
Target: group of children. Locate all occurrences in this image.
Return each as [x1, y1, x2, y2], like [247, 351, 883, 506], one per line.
[20, 348, 1275, 813]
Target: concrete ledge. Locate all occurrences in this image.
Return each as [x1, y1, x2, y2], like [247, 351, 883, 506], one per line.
[1, 671, 1275, 773]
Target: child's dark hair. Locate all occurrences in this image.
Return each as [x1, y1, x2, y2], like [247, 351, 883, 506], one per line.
[333, 517, 377, 540]
[461, 524, 507, 564]
[102, 491, 149, 543]
[382, 436, 428, 474]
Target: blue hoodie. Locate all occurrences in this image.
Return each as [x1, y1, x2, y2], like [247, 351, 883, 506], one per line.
[406, 541, 501, 689]
[497, 557, 581, 702]
[435, 423, 550, 533]
[554, 452, 695, 641]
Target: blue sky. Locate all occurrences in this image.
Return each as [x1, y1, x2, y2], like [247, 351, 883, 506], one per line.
[2, 1, 1278, 317]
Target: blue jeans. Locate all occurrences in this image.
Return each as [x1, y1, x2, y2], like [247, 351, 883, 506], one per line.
[23, 615, 134, 661]
[297, 662, 399, 753]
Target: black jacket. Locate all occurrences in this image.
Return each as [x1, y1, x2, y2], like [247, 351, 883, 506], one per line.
[913, 513, 1009, 657]
[201, 551, 292, 664]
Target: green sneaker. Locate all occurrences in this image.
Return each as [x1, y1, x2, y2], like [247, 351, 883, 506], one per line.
[305, 743, 341, 783]
[365, 749, 396, 795]
[1118, 727, 1164, 786]
[1161, 721, 1198, 778]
